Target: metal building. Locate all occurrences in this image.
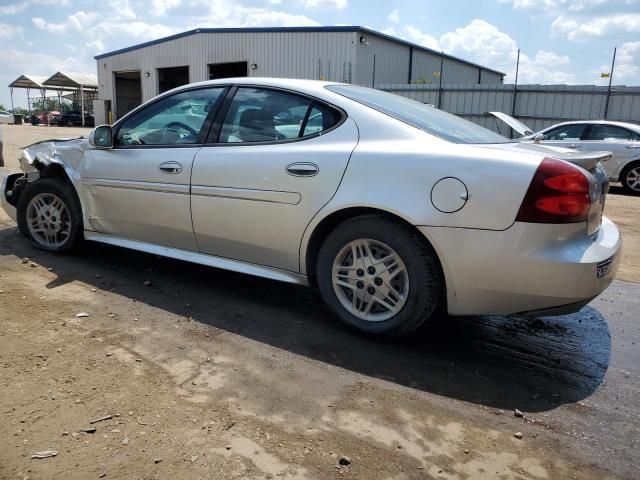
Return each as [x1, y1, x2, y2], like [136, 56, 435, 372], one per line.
[93, 26, 505, 123]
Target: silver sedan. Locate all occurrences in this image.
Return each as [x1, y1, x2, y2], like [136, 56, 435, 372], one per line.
[489, 112, 640, 195]
[1, 78, 621, 337]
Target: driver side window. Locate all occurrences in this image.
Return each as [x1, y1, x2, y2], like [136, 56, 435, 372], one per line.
[115, 88, 224, 146]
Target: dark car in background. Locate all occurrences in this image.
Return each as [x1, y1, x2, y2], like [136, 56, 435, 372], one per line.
[53, 112, 95, 127]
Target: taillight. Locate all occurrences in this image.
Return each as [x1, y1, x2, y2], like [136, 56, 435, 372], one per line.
[516, 157, 591, 223]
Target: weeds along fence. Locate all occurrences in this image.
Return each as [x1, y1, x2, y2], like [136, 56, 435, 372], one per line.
[378, 83, 640, 137]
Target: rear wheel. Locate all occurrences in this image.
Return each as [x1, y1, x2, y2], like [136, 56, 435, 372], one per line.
[17, 178, 83, 252]
[620, 162, 640, 196]
[316, 215, 443, 337]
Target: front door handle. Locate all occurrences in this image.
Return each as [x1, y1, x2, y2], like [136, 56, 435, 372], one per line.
[286, 162, 319, 177]
[626, 144, 640, 149]
[159, 161, 183, 174]
[567, 143, 581, 149]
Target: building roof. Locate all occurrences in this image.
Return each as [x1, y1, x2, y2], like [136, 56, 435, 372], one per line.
[43, 72, 98, 89]
[9, 74, 49, 89]
[93, 26, 506, 77]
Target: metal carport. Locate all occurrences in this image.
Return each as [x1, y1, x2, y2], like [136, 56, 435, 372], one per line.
[43, 72, 98, 126]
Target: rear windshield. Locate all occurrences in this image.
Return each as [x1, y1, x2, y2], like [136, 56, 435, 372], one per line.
[326, 84, 509, 144]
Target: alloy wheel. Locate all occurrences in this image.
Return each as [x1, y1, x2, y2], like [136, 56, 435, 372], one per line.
[26, 193, 72, 248]
[332, 238, 410, 322]
[625, 166, 640, 192]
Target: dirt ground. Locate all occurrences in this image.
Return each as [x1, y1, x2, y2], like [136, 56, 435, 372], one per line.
[1, 124, 639, 480]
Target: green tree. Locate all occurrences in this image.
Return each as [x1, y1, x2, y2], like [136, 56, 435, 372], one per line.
[31, 98, 63, 112]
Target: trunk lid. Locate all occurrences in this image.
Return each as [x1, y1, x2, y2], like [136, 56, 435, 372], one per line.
[486, 111, 534, 137]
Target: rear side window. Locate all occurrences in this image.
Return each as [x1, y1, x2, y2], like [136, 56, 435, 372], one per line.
[587, 124, 637, 141]
[218, 87, 341, 144]
[544, 124, 586, 141]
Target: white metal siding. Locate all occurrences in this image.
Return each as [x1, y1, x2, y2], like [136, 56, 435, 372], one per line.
[97, 31, 356, 115]
[353, 35, 410, 87]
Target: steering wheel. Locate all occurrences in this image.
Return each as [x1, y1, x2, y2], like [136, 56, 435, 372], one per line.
[165, 121, 198, 138]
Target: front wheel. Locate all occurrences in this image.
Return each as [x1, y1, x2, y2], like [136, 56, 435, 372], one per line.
[17, 178, 83, 252]
[620, 163, 640, 196]
[316, 216, 443, 337]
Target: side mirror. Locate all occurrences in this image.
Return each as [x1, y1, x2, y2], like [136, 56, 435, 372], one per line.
[532, 133, 546, 143]
[89, 125, 113, 149]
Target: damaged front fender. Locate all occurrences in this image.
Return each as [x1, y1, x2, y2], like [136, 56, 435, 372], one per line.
[1, 137, 89, 222]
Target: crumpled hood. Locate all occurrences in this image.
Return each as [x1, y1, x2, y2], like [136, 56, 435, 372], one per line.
[20, 137, 90, 172]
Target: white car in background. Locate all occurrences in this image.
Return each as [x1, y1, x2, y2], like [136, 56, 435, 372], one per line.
[0, 110, 13, 125]
[489, 113, 640, 195]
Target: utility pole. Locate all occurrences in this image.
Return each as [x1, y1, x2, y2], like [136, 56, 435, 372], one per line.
[604, 47, 616, 119]
[437, 52, 444, 109]
[511, 48, 520, 116]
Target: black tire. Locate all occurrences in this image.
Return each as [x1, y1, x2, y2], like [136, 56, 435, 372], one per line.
[17, 178, 83, 252]
[620, 162, 640, 196]
[316, 215, 443, 338]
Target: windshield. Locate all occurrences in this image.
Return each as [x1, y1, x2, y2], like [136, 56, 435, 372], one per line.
[326, 84, 509, 144]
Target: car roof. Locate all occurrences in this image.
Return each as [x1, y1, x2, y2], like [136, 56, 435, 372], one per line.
[544, 120, 640, 132]
[171, 77, 346, 98]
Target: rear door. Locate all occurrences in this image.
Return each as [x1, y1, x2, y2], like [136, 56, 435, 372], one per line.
[190, 86, 359, 272]
[79, 87, 227, 250]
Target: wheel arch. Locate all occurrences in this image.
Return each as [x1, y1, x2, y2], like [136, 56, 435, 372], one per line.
[302, 206, 448, 297]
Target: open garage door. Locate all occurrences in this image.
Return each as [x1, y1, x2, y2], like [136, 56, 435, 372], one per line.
[209, 62, 247, 80]
[158, 66, 189, 94]
[114, 71, 141, 120]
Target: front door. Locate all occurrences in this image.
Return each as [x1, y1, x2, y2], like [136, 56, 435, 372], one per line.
[191, 86, 359, 272]
[79, 87, 227, 250]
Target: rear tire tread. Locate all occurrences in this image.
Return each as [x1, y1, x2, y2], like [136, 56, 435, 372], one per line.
[316, 214, 443, 338]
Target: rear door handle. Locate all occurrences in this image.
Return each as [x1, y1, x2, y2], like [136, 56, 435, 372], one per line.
[286, 162, 319, 177]
[567, 143, 581, 149]
[159, 161, 183, 174]
[626, 144, 640, 149]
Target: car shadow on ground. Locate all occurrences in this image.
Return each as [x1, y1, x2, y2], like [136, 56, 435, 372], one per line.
[0, 227, 611, 413]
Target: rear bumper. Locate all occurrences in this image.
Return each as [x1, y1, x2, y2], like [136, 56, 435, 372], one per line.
[421, 217, 621, 316]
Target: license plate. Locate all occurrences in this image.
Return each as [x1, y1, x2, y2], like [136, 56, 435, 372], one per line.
[597, 257, 614, 278]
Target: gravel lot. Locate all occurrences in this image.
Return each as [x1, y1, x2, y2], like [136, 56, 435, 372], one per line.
[1, 124, 639, 480]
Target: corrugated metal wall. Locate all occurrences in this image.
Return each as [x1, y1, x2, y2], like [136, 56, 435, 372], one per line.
[354, 35, 410, 86]
[98, 31, 357, 117]
[379, 83, 640, 134]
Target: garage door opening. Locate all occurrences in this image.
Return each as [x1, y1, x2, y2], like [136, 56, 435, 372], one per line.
[209, 62, 247, 80]
[114, 71, 142, 120]
[158, 66, 189, 94]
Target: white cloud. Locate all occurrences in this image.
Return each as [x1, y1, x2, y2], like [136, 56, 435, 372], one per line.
[499, 0, 608, 10]
[188, 0, 320, 27]
[552, 13, 640, 40]
[0, 2, 29, 15]
[0, 22, 23, 40]
[388, 9, 400, 25]
[403, 25, 439, 50]
[594, 41, 640, 84]
[302, 0, 347, 9]
[150, 0, 181, 16]
[33, 11, 99, 34]
[439, 19, 516, 65]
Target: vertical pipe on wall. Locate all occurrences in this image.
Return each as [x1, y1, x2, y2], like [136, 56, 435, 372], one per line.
[437, 53, 444, 109]
[371, 54, 376, 88]
[407, 46, 414, 84]
[604, 47, 616, 120]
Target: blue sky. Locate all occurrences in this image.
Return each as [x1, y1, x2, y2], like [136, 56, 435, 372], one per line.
[1, 0, 639, 109]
